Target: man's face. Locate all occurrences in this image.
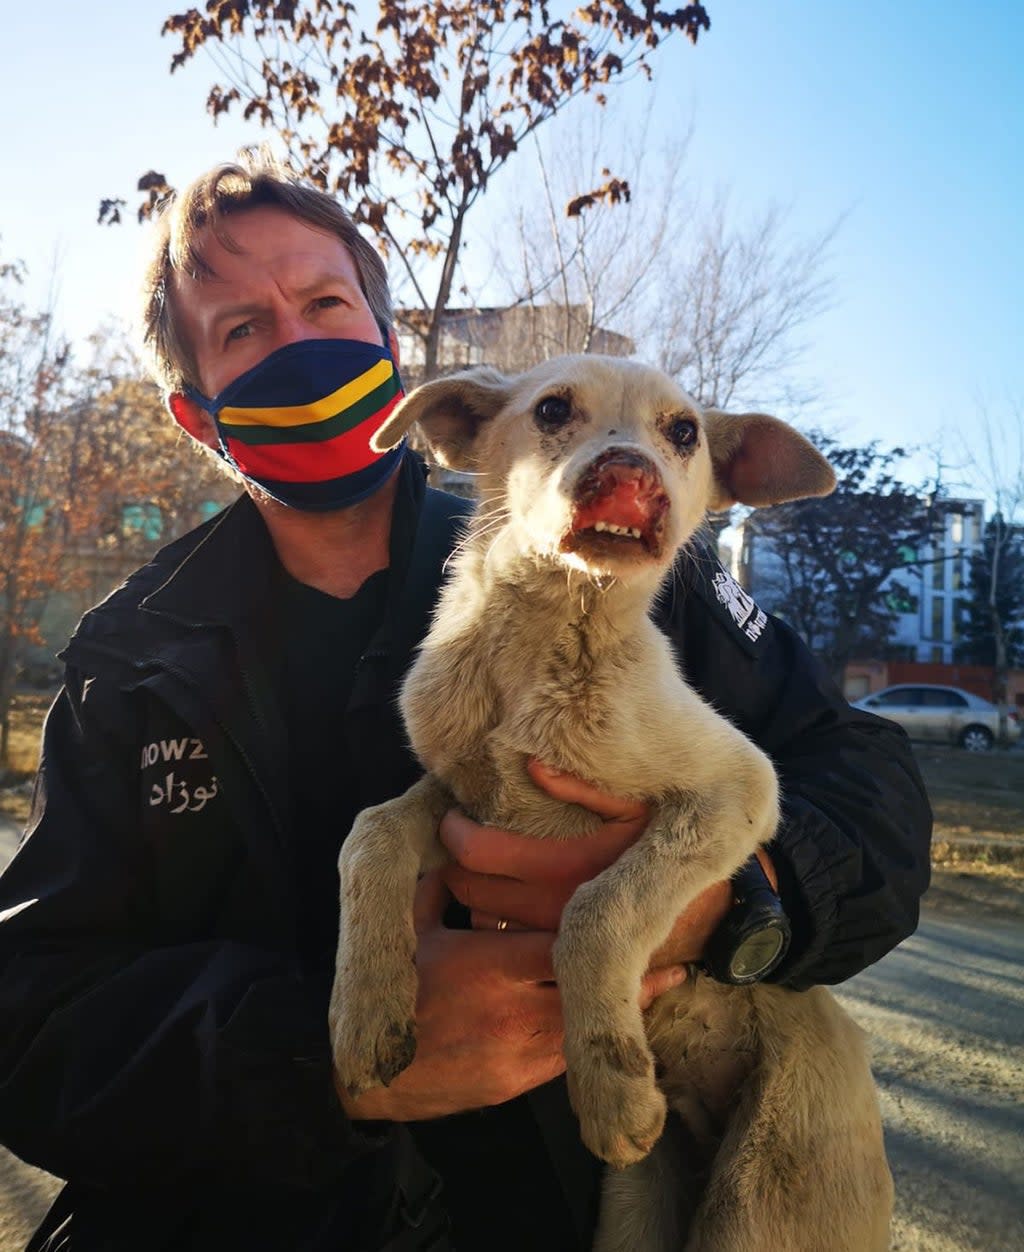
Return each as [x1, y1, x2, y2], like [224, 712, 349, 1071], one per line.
[170, 204, 383, 399]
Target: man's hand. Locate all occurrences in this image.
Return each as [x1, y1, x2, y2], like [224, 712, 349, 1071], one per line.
[337, 868, 683, 1122]
[440, 760, 650, 932]
[441, 759, 777, 969]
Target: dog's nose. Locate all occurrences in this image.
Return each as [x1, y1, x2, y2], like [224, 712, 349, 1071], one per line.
[585, 448, 660, 490]
[575, 447, 667, 512]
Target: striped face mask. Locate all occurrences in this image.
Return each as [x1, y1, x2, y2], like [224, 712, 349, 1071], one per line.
[186, 335, 406, 511]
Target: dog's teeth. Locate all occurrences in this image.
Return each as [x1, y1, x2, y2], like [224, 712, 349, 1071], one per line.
[588, 521, 642, 539]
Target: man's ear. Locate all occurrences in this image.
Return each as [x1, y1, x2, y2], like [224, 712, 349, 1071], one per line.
[372, 367, 513, 470]
[702, 410, 836, 510]
[167, 393, 219, 452]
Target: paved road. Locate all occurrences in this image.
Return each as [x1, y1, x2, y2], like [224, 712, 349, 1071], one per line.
[835, 881, 1024, 1251]
[1, 818, 1022, 1250]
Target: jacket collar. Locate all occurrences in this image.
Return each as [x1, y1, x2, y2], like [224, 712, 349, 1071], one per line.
[139, 452, 429, 645]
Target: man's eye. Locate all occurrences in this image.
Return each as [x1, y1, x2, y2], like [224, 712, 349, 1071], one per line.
[226, 322, 252, 343]
[314, 295, 345, 310]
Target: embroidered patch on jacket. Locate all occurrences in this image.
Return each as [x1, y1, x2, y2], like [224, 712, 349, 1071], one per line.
[140, 737, 218, 815]
[711, 568, 767, 643]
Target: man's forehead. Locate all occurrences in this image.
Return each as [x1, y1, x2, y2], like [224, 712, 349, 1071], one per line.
[171, 210, 357, 291]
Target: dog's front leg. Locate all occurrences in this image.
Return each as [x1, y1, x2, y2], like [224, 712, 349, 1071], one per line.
[329, 773, 452, 1097]
[555, 793, 765, 1170]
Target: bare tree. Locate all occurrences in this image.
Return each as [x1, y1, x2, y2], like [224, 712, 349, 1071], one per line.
[956, 403, 1024, 743]
[0, 291, 236, 767]
[484, 108, 688, 365]
[103, 2, 712, 379]
[0, 256, 81, 764]
[648, 194, 838, 410]
[485, 120, 836, 415]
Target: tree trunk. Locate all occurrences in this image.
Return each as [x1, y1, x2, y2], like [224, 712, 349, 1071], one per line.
[991, 606, 1010, 746]
[423, 204, 468, 382]
[0, 635, 15, 772]
[987, 518, 1010, 746]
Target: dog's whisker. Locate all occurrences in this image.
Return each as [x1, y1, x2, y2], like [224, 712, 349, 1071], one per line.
[442, 514, 512, 573]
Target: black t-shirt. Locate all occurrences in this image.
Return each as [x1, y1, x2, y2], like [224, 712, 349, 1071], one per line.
[280, 565, 390, 971]
[276, 513, 597, 1250]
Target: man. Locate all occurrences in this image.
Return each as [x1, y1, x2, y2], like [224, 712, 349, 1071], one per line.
[0, 155, 931, 1251]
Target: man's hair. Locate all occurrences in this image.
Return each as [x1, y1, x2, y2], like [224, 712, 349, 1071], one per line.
[140, 150, 393, 395]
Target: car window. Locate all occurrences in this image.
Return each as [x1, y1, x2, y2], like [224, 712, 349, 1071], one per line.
[875, 689, 922, 707]
[920, 689, 968, 708]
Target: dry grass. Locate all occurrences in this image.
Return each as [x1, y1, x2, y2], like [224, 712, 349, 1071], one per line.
[3, 693, 52, 776]
[913, 743, 1024, 875]
[0, 692, 53, 824]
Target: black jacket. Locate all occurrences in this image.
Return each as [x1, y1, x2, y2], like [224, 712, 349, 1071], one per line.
[0, 458, 931, 1249]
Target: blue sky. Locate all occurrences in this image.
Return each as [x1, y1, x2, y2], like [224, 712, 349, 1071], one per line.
[3, 2, 1021, 495]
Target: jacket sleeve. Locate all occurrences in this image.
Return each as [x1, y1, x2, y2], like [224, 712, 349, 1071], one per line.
[0, 670, 387, 1188]
[657, 557, 933, 991]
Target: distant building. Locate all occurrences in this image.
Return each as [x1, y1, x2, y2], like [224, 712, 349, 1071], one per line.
[892, 499, 985, 663]
[395, 304, 634, 388]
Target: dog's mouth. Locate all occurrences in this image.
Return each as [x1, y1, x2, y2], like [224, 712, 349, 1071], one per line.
[561, 450, 670, 562]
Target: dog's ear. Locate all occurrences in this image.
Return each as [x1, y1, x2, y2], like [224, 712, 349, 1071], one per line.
[372, 367, 514, 469]
[703, 410, 836, 510]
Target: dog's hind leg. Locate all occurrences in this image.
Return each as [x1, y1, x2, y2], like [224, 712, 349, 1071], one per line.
[683, 990, 893, 1252]
[329, 774, 453, 1096]
[593, 1114, 706, 1252]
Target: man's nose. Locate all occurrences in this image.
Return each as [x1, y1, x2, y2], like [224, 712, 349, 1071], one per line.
[270, 305, 314, 351]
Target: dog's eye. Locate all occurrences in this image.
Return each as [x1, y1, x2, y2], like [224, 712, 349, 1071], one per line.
[534, 395, 573, 431]
[667, 418, 698, 450]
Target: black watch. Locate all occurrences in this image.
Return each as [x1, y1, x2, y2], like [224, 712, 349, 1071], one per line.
[702, 854, 791, 985]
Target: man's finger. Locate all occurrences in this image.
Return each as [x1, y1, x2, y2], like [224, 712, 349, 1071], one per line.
[472, 930, 558, 984]
[471, 910, 532, 933]
[425, 917, 557, 984]
[639, 965, 687, 1009]
[444, 864, 568, 930]
[413, 869, 449, 932]
[528, 759, 650, 824]
[440, 808, 639, 880]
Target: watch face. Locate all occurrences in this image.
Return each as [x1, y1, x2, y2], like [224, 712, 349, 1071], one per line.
[729, 927, 786, 981]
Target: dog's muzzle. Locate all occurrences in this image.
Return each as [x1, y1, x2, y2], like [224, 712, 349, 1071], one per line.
[563, 448, 670, 558]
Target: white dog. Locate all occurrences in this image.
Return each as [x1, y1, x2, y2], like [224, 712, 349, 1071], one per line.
[329, 356, 893, 1251]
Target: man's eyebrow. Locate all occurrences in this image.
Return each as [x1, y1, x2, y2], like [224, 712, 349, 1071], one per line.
[208, 301, 265, 332]
[208, 270, 361, 328]
[293, 269, 362, 300]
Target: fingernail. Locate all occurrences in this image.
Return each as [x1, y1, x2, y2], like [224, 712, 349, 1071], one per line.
[538, 761, 564, 777]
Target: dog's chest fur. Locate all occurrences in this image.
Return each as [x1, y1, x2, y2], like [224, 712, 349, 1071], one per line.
[400, 547, 721, 840]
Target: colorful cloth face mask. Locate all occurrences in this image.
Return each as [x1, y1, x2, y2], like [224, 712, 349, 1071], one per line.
[185, 335, 406, 511]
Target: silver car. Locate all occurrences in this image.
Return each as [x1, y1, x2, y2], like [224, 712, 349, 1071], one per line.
[851, 683, 1021, 751]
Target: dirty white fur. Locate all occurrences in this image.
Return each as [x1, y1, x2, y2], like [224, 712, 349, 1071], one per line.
[329, 356, 893, 1250]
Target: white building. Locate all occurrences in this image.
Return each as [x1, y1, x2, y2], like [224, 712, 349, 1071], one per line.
[890, 499, 984, 663]
[730, 497, 986, 664]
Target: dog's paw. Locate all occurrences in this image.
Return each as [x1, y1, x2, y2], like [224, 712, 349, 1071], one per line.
[328, 966, 418, 1097]
[567, 1032, 667, 1169]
